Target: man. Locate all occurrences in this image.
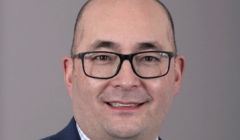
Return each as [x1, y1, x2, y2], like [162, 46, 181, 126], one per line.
[42, 0, 185, 139]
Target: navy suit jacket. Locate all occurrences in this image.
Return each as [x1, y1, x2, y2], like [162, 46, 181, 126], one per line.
[41, 117, 80, 140]
[41, 117, 162, 140]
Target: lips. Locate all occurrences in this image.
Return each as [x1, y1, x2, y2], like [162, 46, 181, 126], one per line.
[107, 102, 144, 107]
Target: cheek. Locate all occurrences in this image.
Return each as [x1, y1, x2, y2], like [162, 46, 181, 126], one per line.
[71, 75, 91, 115]
[72, 60, 107, 100]
[71, 71, 110, 129]
[71, 65, 110, 114]
[143, 74, 175, 118]
[146, 75, 174, 99]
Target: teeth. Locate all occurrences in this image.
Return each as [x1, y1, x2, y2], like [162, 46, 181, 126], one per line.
[109, 103, 139, 107]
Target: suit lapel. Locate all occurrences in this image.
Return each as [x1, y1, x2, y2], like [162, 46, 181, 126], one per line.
[54, 117, 81, 140]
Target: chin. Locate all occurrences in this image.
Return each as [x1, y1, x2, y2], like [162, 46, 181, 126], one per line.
[103, 122, 144, 139]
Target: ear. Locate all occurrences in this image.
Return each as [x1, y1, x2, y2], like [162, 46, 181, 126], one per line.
[63, 56, 73, 98]
[174, 55, 185, 96]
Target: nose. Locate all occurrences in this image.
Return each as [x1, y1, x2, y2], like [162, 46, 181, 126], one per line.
[110, 60, 141, 90]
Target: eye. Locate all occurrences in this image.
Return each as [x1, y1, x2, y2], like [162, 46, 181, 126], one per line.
[96, 55, 109, 60]
[143, 56, 156, 61]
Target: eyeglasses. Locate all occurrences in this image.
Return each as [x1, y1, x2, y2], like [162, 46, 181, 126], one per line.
[71, 51, 176, 79]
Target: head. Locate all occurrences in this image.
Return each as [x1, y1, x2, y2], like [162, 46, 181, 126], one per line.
[63, 0, 185, 140]
[70, 0, 177, 56]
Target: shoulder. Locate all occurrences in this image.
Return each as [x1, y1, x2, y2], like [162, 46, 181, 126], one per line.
[41, 117, 81, 140]
[41, 135, 54, 140]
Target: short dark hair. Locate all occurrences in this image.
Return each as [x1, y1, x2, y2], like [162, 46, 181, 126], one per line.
[71, 0, 177, 56]
[155, 0, 176, 53]
[71, 0, 91, 56]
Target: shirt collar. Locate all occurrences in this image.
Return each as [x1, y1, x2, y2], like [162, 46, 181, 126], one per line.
[76, 123, 90, 140]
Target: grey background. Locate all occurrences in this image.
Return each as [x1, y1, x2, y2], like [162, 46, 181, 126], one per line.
[0, 0, 240, 139]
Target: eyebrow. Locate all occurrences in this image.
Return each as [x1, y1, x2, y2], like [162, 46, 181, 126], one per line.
[137, 42, 164, 51]
[88, 40, 120, 51]
[88, 40, 164, 52]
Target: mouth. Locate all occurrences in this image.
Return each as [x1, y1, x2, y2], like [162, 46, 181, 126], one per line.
[106, 101, 145, 110]
[107, 102, 143, 107]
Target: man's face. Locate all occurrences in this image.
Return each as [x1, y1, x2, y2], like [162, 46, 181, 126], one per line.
[63, 0, 184, 139]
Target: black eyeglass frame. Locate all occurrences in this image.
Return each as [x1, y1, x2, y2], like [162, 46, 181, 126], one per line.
[71, 51, 176, 79]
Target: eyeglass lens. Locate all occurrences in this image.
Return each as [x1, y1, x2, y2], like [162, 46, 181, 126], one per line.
[83, 52, 169, 78]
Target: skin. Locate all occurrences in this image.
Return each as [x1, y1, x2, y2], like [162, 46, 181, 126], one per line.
[63, 0, 185, 140]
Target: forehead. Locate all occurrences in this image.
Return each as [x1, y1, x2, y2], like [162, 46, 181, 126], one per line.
[77, 0, 172, 53]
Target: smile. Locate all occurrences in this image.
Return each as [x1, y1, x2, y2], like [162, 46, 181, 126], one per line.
[107, 102, 143, 107]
